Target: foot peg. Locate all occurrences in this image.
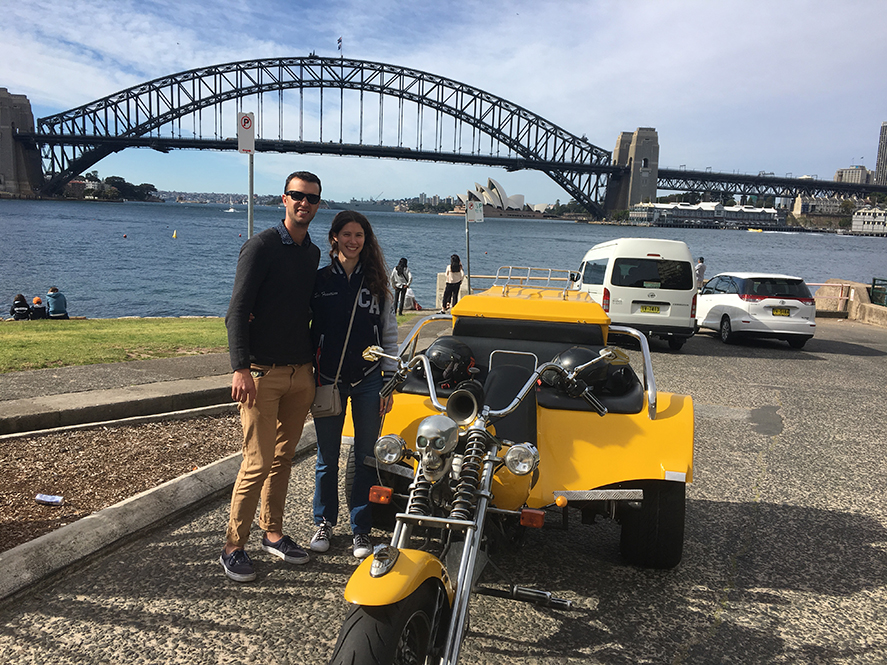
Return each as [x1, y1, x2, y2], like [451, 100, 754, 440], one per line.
[475, 584, 573, 610]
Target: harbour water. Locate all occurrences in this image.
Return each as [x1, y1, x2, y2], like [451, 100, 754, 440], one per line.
[1, 199, 885, 319]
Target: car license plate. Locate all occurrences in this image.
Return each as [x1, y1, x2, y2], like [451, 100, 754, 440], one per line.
[640, 305, 660, 314]
[772, 308, 790, 316]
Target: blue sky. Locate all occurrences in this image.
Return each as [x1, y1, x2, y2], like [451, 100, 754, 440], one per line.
[4, 0, 886, 204]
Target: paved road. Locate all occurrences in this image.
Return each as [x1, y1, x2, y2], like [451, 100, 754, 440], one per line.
[1, 319, 885, 664]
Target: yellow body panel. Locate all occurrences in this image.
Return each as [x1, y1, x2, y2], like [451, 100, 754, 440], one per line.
[452, 288, 610, 334]
[344, 548, 456, 606]
[528, 392, 694, 508]
[489, 460, 533, 511]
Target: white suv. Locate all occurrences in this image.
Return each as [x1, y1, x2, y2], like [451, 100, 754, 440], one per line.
[696, 272, 816, 348]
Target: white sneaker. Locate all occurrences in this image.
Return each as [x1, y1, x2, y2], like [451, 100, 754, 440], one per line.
[353, 533, 372, 559]
[310, 520, 332, 553]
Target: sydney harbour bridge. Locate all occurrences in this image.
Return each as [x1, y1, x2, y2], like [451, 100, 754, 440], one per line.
[7, 56, 887, 215]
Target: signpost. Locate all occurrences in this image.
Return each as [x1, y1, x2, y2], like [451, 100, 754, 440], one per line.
[237, 112, 255, 238]
[464, 200, 484, 294]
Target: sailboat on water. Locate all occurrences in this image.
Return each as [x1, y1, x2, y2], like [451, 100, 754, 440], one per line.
[225, 197, 237, 213]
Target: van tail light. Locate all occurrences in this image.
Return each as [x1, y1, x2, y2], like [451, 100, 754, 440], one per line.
[691, 292, 697, 318]
[602, 287, 610, 312]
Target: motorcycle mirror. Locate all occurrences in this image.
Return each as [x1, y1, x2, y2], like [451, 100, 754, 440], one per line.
[362, 345, 383, 361]
[602, 347, 631, 365]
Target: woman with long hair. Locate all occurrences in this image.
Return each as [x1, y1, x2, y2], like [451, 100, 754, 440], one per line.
[390, 257, 412, 315]
[309, 210, 397, 559]
[440, 253, 464, 313]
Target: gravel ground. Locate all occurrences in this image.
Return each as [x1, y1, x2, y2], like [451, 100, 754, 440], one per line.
[1, 414, 245, 553]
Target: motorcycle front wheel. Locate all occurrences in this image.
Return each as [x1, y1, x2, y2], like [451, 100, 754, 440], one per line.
[329, 580, 440, 665]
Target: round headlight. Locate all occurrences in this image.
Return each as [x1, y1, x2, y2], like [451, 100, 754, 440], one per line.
[374, 434, 406, 465]
[504, 443, 539, 476]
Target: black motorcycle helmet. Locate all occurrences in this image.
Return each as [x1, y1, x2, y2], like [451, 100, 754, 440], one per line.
[422, 337, 476, 390]
[542, 346, 609, 390]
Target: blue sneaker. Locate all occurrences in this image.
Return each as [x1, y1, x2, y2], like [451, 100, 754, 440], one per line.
[261, 534, 310, 565]
[220, 548, 256, 582]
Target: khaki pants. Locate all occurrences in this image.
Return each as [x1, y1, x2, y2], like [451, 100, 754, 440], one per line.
[226, 363, 315, 547]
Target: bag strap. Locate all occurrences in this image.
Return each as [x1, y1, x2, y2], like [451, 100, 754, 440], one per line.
[332, 277, 363, 384]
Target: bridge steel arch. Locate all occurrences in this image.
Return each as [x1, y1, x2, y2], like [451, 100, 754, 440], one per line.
[35, 56, 612, 214]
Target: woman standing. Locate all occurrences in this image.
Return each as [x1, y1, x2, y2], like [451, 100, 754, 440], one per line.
[390, 257, 412, 316]
[310, 211, 397, 559]
[440, 253, 464, 313]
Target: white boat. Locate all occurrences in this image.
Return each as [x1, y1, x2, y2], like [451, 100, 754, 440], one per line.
[224, 198, 237, 213]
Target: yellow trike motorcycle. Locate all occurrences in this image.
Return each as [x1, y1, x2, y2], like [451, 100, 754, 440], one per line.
[329, 268, 694, 665]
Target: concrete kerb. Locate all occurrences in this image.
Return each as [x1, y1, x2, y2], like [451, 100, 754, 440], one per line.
[0, 420, 318, 602]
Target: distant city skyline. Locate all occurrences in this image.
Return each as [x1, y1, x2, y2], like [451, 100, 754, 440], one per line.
[4, 1, 886, 204]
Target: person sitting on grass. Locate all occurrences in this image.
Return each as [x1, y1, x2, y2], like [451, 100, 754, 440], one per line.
[46, 287, 69, 320]
[30, 296, 48, 320]
[9, 294, 30, 320]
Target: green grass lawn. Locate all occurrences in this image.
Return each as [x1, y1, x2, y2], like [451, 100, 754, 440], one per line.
[1, 312, 428, 373]
[0, 318, 228, 373]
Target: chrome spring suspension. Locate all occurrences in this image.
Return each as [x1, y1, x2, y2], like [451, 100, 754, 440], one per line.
[450, 430, 486, 520]
[407, 475, 433, 516]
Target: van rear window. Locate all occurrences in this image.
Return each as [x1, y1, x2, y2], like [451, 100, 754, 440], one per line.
[611, 258, 693, 290]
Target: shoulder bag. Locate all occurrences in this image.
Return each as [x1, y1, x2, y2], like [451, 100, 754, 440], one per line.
[311, 279, 363, 418]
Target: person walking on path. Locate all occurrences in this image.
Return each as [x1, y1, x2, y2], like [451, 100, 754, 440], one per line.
[309, 210, 397, 559]
[221, 170, 323, 582]
[46, 287, 69, 319]
[30, 296, 48, 320]
[695, 257, 707, 290]
[440, 253, 464, 313]
[9, 294, 31, 320]
[390, 257, 412, 316]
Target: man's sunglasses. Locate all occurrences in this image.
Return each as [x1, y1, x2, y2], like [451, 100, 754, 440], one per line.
[285, 190, 321, 205]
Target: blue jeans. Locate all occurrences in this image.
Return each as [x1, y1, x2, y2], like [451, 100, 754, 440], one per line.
[312, 373, 382, 535]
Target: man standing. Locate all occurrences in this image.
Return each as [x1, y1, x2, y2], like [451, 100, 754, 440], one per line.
[221, 171, 323, 582]
[695, 257, 706, 291]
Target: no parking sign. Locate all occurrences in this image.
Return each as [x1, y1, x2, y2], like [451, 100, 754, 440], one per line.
[237, 112, 255, 154]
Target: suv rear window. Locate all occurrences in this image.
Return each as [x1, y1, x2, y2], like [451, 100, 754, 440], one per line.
[611, 258, 693, 290]
[739, 277, 812, 299]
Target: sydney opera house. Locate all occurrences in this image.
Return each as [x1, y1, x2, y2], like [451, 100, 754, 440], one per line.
[453, 178, 546, 218]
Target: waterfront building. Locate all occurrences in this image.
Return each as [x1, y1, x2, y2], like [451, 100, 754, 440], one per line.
[876, 122, 887, 186]
[851, 206, 887, 235]
[456, 178, 543, 218]
[630, 201, 783, 227]
[791, 195, 863, 216]
[834, 165, 872, 184]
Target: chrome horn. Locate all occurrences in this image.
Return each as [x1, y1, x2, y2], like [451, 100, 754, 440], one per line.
[445, 379, 485, 425]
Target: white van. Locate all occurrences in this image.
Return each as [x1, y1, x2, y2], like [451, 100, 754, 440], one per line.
[576, 238, 697, 350]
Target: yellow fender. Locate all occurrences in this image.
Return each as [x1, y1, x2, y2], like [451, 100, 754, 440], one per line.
[344, 548, 456, 607]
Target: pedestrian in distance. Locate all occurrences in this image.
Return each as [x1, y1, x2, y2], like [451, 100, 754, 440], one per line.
[309, 210, 397, 560]
[695, 257, 707, 291]
[440, 253, 464, 313]
[221, 170, 323, 583]
[46, 287, 69, 319]
[30, 296, 48, 320]
[390, 257, 412, 316]
[9, 294, 30, 320]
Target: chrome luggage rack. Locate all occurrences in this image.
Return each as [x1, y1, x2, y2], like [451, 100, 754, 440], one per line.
[491, 266, 579, 299]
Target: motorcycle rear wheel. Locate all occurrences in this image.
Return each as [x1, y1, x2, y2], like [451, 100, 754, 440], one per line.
[328, 580, 439, 665]
[618, 480, 685, 569]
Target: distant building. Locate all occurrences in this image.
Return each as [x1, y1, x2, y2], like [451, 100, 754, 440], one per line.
[456, 178, 543, 218]
[851, 206, 887, 235]
[877, 122, 887, 186]
[792, 195, 862, 216]
[834, 165, 872, 184]
[629, 201, 783, 227]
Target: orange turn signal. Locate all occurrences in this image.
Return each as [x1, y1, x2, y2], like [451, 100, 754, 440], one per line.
[369, 485, 393, 505]
[519, 508, 545, 528]
[555, 495, 568, 508]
